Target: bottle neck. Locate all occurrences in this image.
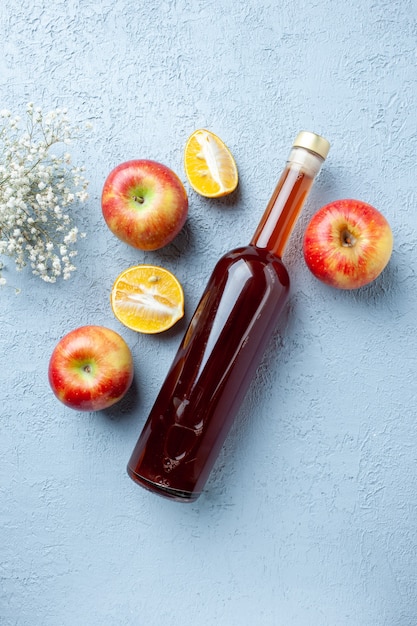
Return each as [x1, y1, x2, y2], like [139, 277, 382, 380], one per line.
[250, 147, 325, 258]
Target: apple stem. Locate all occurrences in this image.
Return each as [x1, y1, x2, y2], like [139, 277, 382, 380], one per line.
[133, 195, 145, 204]
[341, 229, 356, 247]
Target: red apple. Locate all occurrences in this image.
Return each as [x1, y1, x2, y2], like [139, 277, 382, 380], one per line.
[303, 199, 393, 289]
[101, 160, 188, 251]
[48, 325, 134, 411]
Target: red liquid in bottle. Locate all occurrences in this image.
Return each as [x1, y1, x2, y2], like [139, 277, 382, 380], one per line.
[127, 133, 329, 501]
[127, 246, 289, 500]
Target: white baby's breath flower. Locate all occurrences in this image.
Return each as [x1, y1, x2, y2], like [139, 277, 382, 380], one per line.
[0, 104, 89, 286]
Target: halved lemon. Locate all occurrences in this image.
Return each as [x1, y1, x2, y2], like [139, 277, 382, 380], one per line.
[111, 265, 184, 334]
[184, 129, 238, 198]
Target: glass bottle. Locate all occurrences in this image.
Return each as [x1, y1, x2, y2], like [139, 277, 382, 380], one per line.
[127, 131, 330, 502]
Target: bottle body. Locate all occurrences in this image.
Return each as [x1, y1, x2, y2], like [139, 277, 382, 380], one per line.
[127, 245, 290, 501]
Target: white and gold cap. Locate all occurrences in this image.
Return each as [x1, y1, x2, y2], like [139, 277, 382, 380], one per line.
[292, 131, 330, 160]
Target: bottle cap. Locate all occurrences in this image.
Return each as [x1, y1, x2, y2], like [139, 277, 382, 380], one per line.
[293, 131, 330, 160]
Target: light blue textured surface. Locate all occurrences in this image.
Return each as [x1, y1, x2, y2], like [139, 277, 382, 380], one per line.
[1, 1, 417, 624]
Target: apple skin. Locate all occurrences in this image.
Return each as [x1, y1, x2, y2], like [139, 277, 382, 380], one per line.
[303, 199, 393, 290]
[48, 325, 134, 411]
[101, 160, 188, 251]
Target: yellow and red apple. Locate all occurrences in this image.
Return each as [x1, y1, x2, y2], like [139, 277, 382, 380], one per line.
[303, 199, 393, 290]
[101, 159, 188, 251]
[48, 325, 134, 411]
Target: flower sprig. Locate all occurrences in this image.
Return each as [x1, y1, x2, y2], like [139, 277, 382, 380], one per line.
[0, 103, 89, 285]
